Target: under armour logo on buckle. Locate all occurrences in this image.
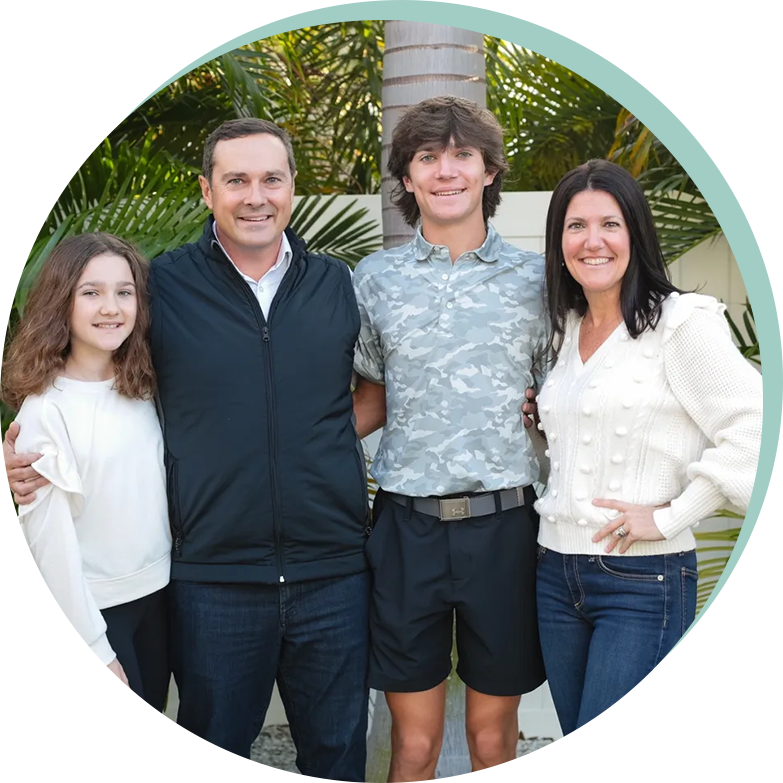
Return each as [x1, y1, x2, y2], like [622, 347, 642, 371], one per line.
[439, 498, 470, 519]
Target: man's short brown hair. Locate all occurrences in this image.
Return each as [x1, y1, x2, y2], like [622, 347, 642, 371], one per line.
[202, 118, 297, 183]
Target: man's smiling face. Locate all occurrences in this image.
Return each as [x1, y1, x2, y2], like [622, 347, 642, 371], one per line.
[199, 133, 295, 261]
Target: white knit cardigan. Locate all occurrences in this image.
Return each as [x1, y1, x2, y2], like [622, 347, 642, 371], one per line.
[534, 292, 763, 556]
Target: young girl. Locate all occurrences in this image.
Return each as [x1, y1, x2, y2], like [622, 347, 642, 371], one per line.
[1, 233, 171, 709]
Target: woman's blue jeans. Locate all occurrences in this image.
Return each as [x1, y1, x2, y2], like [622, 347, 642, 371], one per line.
[536, 547, 698, 735]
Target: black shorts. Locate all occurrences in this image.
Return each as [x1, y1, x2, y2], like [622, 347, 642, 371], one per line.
[365, 487, 545, 696]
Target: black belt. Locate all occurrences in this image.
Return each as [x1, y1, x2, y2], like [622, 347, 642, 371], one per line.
[385, 485, 534, 521]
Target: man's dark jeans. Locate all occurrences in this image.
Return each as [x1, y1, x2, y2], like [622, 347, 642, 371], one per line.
[169, 571, 370, 781]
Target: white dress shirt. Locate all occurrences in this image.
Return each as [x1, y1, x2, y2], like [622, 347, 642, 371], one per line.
[212, 223, 292, 319]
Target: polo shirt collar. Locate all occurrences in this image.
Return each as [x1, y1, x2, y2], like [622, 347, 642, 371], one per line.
[413, 222, 502, 263]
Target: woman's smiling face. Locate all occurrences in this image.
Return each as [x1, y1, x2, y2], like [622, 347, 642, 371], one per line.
[562, 189, 631, 303]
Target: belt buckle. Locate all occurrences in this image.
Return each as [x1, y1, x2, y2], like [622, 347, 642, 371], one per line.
[439, 497, 471, 520]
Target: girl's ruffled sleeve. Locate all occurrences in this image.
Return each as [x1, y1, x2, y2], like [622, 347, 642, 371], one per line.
[15, 396, 115, 665]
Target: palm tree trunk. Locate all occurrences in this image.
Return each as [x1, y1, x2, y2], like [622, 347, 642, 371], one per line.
[380, 22, 486, 248]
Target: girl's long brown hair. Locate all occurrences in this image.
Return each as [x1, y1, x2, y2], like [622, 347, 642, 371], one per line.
[1, 233, 156, 410]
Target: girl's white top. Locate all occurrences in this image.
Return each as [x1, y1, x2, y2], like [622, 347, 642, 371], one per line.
[534, 293, 763, 556]
[16, 376, 171, 664]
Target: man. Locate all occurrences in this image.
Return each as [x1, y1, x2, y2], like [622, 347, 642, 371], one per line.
[352, 96, 547, 781]
[5, 118, 385, 780]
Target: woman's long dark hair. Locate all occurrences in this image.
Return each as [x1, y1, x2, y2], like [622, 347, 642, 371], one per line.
[541, 159, 682, 361]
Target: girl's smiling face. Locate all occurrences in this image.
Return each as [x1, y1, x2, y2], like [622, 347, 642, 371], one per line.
[69, 253, 138, 359]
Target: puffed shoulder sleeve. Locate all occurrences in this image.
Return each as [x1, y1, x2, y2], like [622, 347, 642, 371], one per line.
[653, 293, 763, 539]
[15, 394, 84, 518]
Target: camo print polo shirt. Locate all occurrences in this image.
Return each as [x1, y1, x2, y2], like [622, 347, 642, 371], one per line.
[353, 223, 547, 497]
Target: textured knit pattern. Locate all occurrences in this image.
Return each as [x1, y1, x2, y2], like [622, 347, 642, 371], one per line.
[353, 223, 547, 496]
[534, 293, 762, 555]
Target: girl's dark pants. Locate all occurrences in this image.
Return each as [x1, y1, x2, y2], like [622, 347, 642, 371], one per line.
[102, 587, 169, 710]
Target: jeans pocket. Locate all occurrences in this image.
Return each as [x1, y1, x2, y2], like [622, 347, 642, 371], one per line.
[536, 544, 547, 564]
[596, 555, 665, 582]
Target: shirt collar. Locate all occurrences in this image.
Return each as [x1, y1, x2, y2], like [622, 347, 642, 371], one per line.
[412, 222, 503, 263]
[211, 221, 292, 281]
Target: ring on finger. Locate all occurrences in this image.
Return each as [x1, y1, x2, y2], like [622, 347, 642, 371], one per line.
[614, 524, 628, 538]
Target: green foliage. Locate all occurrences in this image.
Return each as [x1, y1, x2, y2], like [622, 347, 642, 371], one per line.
[111, 23, 386, 196]
[724, 298, 760, 364]
[694, 515, 742, 615]
[16, 132, 207, 320]
[486, 41, 623, 190]
[283, 23, 385, 194]
[51, 25, 720, 261]
[290, 196, 381, 268]
[362, 440, 379, 508]
[609, 109, 720, 263]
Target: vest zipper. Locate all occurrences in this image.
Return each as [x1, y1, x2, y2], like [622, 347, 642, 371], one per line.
[212, 237, 295, 584]
[261, 325, 286, 584]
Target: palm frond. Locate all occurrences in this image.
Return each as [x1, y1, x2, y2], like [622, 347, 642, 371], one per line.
[486, 40, 622, 190]
[15, 137, 206, 317]
[724, 299, 760, 364]
[648, 192, 721, 263]
[291, 196, 381, 267]
[694, 524, 742, 614]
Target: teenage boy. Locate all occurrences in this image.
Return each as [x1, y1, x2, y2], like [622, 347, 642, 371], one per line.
[353, 96, 547, 781]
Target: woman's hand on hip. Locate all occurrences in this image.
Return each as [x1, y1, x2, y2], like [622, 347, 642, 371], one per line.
[591, 498, 667, 554]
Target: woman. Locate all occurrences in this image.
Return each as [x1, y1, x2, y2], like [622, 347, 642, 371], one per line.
[533, 159, 762, 735]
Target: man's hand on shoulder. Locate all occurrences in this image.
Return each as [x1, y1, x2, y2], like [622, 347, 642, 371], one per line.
[3, 421, 48, 505]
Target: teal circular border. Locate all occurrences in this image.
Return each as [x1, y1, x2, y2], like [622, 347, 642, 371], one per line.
[132, 0, 783, 715]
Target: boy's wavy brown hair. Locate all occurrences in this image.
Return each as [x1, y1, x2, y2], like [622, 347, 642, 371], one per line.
[388, 95, 509, 228]
[1, 233, 155, 411]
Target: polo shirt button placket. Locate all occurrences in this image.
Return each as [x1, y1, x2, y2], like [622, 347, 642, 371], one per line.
[441, 299, 454, 329]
